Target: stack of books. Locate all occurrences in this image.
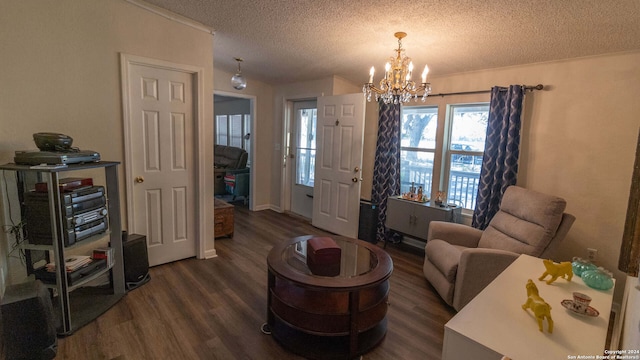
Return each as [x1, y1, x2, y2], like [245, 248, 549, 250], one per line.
[46, 255, 92, 272]
[35, 255, 107, 286]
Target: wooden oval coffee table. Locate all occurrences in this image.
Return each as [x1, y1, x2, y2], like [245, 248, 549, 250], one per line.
[265, 235, 393, 360]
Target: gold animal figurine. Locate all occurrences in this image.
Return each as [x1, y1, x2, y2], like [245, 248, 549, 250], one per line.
[538, 259, 573, 284]
[522, 279, 553, 333]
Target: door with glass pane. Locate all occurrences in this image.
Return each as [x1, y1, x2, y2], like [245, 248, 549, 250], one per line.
[290, 100, 317, 218]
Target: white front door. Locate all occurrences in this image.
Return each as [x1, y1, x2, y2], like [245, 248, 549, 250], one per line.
[312, 93, 365, 238]
[126, 63, 196, 266]
[290, 100, 317, 219]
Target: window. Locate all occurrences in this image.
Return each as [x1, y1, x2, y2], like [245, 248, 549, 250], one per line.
[295, 107, 317, 187]
[215, 115, 228, 145]
[400, 106, 438, 195]
[446, 104, 489, 210]
[400, 102, 489, 211]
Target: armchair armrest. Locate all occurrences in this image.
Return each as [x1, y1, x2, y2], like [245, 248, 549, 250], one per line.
[233, 172, 249, 188]
[224, 169, 249, 199]
[427, 221, 483, 248]
[452, 249, 520, 311]
[225, 167, 249, 175]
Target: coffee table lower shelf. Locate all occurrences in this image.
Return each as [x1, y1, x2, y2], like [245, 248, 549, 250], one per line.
[270, 316, 387, 360]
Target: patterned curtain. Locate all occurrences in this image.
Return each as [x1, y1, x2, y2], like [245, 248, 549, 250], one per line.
[472, 85, 525, 229]
[371, 101, 401, 243]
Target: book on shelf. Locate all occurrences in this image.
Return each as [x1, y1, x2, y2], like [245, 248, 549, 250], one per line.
[92, 247, 114, 268]
[46, 255, 92, 272]
[34, 177, 93, 192]
[35, 258, 107, 286]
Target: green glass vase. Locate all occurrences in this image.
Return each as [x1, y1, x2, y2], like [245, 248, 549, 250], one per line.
[581, 267, 614, 291]
[572, 257, 597, 277]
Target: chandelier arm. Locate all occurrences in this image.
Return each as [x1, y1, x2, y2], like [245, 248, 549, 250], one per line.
[365, 84, 387, 95]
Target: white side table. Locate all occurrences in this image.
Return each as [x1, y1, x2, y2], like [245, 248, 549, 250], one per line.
[443, 254, 615, 360]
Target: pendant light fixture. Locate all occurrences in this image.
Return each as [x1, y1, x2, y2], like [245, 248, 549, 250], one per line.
[231, 57, 247, 90]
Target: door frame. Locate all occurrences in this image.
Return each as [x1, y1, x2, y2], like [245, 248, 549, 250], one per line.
[213, 90, 257, 210]
[120, 53, 208, 260]
[280, 96, 318, 215]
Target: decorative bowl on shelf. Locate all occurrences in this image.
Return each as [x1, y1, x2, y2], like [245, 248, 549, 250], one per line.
[571, 257, 597, 277]
[581, 267, 614, 291]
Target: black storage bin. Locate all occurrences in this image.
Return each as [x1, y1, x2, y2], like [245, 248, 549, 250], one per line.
[1, 280, 57, 360]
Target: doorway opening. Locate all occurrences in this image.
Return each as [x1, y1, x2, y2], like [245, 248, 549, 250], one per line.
[214, 92, 255, 210]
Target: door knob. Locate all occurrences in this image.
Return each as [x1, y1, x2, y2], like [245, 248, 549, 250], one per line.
[352, 177, 359, 183]
[354, 166, 360, 172]
[135, 176, 144, 183]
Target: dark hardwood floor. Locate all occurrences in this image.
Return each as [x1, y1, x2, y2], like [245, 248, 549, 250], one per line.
[56, 205, 456, 359]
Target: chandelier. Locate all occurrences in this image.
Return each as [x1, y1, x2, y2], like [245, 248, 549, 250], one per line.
[363, 32, 431, 104]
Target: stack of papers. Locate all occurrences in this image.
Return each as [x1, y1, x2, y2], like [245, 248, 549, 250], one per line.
[46, 255, 92, 272]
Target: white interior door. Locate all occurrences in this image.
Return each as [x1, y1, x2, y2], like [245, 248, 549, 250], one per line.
[127, 63, 196, 266]
[312, 93, 365, 238]
[290, 100, 317, 219]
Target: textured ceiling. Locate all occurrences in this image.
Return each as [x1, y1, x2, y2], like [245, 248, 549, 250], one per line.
[143, 0, 640, 86]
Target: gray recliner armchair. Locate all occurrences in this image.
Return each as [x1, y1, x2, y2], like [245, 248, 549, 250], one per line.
[423, 186, 575, 311]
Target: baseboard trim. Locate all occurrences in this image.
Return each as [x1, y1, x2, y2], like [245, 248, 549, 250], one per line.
[252, 204, 281, 212]
[204, 248, 217, 259]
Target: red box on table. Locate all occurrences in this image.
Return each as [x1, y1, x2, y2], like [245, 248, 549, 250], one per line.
[306, 237, 341, 276]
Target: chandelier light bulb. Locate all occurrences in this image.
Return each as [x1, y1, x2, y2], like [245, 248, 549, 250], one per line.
[421, 65, 430, 83]
[369, 67, 375, 83]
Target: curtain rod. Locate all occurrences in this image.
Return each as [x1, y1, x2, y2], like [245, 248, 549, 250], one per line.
[429, 84, 544, 97]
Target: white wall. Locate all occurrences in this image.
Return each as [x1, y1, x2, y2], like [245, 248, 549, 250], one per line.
[214, 98, 251, 116]
[0, 0, 215, 286]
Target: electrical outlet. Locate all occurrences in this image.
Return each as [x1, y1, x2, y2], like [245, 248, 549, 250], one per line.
[587, 248, 598, 262]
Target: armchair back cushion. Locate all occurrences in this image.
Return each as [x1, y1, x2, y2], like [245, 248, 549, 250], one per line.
[478, 186, 566, 256]
[214, 145, 248, 169]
